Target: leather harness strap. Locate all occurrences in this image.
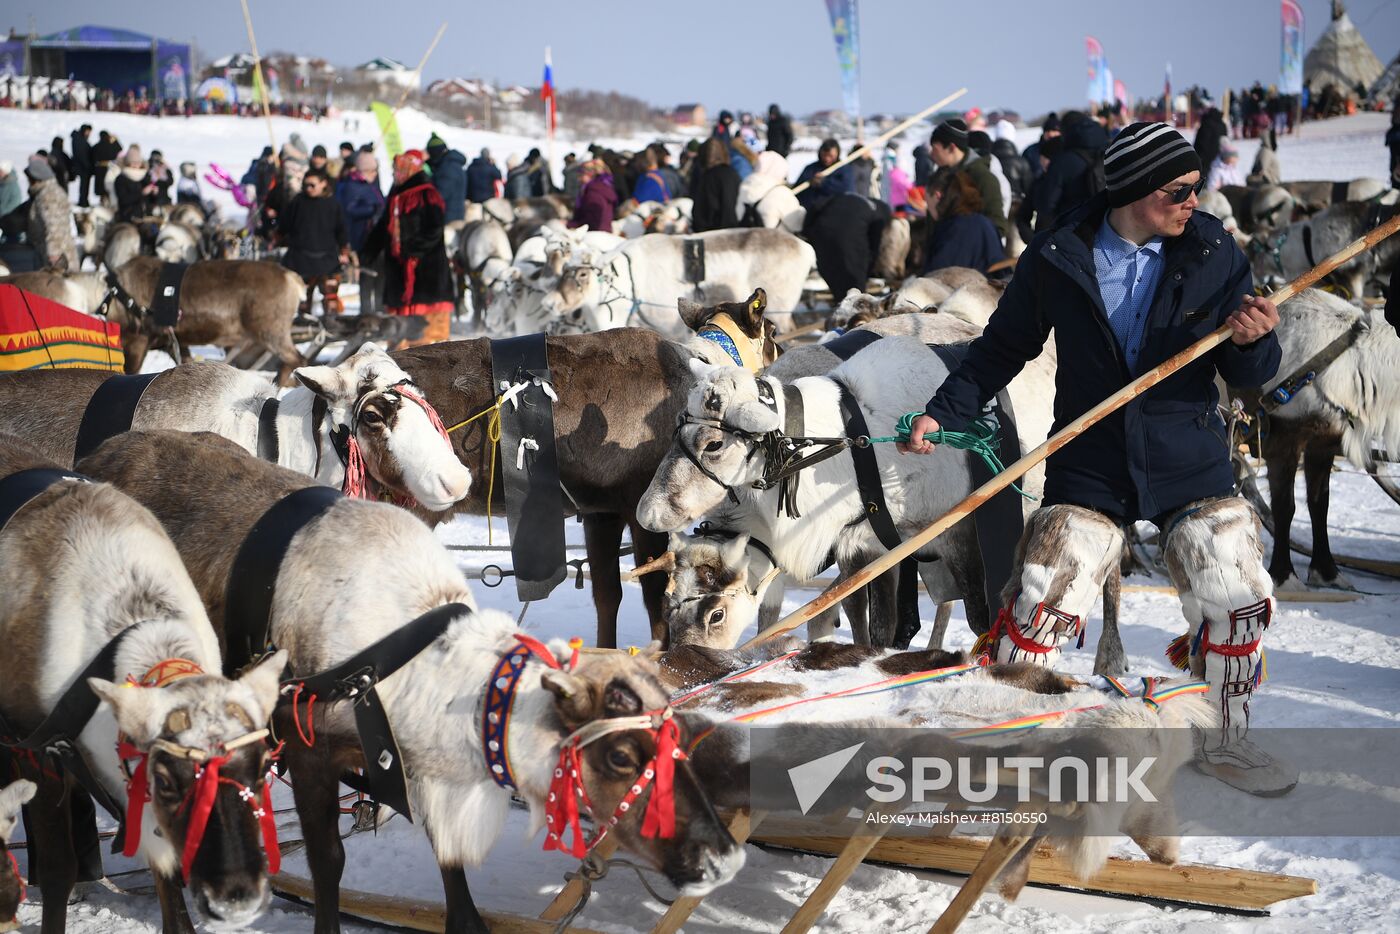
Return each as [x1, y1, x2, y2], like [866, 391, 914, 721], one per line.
[257, 398, 281, 463]
[0, 467, 89, 536]
[835, 380, 903, 552]
[73, 372, 161, 463]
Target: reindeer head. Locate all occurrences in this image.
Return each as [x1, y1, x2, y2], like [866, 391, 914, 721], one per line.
[295, 343, 472, 511]
[0, 779, 35, 925]
[88, 651, 287, 929]
[538, 649, 744, 895]
[539, 251, 603, 324]
[638, 360, 779, 532]
[828, 289, 887, 330]
[634, 532, 780, 648]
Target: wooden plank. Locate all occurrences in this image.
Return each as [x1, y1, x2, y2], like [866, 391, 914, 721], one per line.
[753, 831, 1316, 911]
[780, 806, 894, 934]
[650, 810, 763, 934]
[928, 829, 1034, 934]
[1122, 584, 1361, 604]
[271, 871, 601, 934]
[537, 834, 620, 922]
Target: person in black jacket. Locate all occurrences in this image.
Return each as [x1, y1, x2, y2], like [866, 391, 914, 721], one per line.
[466, 148, 501, 203]
[690, 137, 740, 232]
[46, 136, 71, 190]
[90, 130, 120, 203]
[70, 124, 93, 207]
[361, 150, 454, 346]
[1194, 107, 1229, 175]
[426, 133, 467, 223]
[765, 104, 793, 157]
[1031, 111, 1108, 231]
[904, 122, 1293, 797]
[279, 168, 349, 315]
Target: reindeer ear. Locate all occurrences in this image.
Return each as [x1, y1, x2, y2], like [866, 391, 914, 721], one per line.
[677, 298, 707, 331]
[719, 533, 752, 574]
[0, 779, 37, 817]
[294, 363, 344, 400]
[688, 357, 721, 380]
[541, 669, 595, 727]
[741, 289, 768, 329]
[89, 677, 164, 744]
[237, 650, 289, 723]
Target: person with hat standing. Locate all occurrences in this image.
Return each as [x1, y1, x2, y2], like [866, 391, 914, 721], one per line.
[901, 122, 1293, 797]
[113, 146, 156, 223]
[70, 124, 94, 208]
[360, 150, 454, 346]
[426, 133, 467, 222]
[25, 153, 78, 271]
[279, 167, 349, 316]
[927, 118, 1006, 239]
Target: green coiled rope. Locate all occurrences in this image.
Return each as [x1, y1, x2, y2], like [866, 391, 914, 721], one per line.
[867, 412, 1037, 500]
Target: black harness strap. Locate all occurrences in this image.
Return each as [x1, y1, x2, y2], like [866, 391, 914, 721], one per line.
[692, 523, 780, 570]
[835, 381, 903, 552]
[282, 603, 467, 821]
[682, 238, 706, 286]
[0, 623, 147, 844]
[489, 334, 567, 601]
[824, 328, 883, 361]
[151, 262, 188, 329]
[1330, 180, 1349, 205]
[1261, 320, 1367, 412]
[926, 343, 1026, 616]
[257, 397, 281, 463]
[0, 467, 88, 535]
[223, 486, 344, 677]
[73, 372, 160, 463]
[1302, 221, 1317, 268]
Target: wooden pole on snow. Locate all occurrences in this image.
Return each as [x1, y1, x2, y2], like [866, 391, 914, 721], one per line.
[393, 22, 449, 115]
[238, 0, 278, 165]
[789, 88, 968, 197]
[740, 210, 1400, 650]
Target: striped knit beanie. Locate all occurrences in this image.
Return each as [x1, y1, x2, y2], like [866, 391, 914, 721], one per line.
[930, 118, 970, 151]
[1104, 122, 1201, 208]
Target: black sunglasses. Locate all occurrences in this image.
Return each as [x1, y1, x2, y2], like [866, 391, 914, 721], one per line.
[1158, 178, 1206, 204]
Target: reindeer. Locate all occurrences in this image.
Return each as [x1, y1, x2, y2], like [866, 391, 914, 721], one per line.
[103, 221, 142, 272]
[0, 435, 286, 933]
[638, 336, 1012, 646]
[0, 342, 471, 513]
[80, 430, 743, 934]
[677, 289, 781, 372]
[829, 267, 1006, 331]
[392, 329, 709, 646]
[641, 315, 1060, 652]
[540, 228, 814, 337]
[0, 270, 109, 315]
[104, 256, 306, 383]
[154, 221, 201, 264]
[0, 779, 36, 931]
[1235, 289, 1400, 589]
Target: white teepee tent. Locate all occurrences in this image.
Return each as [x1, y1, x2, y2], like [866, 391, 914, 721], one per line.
[1303, 1, 1384, 95]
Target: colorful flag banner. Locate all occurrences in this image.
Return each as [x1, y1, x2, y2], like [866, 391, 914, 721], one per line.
[541, 46, 557, 136]
[1086, 36, 1116, 104]
[824, 0, 861, 121]
[1280, 0, 1305, 95]
[372, 101, 403, 159]
[1165, 61, 1174, 124]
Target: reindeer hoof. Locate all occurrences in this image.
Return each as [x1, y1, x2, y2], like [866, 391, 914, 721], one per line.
[1274, 573, 1308, 594]
[1306, 568, 1355, 591]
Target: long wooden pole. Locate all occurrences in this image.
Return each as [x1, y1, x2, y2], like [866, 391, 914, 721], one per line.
[789, 88, 968, 197]
[741, 210, 1400, 650]
[237, 0, 278, 164]
[393, 22, 449, 115]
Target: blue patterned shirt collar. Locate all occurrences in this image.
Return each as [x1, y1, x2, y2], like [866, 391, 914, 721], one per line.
[1095, 216, 1165, 260]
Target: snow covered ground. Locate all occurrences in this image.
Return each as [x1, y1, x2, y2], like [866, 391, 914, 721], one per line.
[2, 107, 1398, 931]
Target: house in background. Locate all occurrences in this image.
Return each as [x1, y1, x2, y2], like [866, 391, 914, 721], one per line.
[354, 56, 417, 90]
[672, 103, 705, 128]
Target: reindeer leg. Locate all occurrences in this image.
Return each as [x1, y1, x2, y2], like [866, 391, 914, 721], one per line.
[629, 520, 671, 647]
[439, 866, 490, 934]
[1262, 429, 1303, 588]
[891, 557, 922, 649]
[1093, 560, 1127, 676]
[927, 602, 953, 651]
[151, 871, 196, 934]
[865, 568, 900, 647]
[284, 743, 347, 934]
[1303, 441, 1346, 588]
[583, 513, 625, 649]
[28, 779, 76, 934]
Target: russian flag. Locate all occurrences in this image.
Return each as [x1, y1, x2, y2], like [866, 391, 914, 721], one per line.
[541, 46, 557, 135]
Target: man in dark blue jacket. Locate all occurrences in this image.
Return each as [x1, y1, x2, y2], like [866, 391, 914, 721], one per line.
[903, 122, 1292, 796]
[794, 139, 854, 212]
[426, 133, 467, 223]
[466, 148, 502, 203]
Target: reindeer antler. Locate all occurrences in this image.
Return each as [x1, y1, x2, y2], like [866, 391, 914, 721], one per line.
[624, 551, 677, 581]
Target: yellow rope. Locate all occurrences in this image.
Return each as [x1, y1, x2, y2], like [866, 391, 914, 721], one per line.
[447, 397, 504, 544]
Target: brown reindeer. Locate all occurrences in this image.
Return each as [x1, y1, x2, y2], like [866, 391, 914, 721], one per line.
[105, 256, 305, 384]
[677, 288, 781, 372]
[0, 434, 285, 934]
[392, 329, 703, 647]
[79, 431, 741, 934]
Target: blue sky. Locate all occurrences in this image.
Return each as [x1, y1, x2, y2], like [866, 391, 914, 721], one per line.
[10, 0, 1399, 117]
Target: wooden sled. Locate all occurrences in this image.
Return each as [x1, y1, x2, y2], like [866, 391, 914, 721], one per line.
[271, 870, 602, 933]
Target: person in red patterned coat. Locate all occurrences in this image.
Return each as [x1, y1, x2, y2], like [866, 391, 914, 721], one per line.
[361, 149, 454, 346]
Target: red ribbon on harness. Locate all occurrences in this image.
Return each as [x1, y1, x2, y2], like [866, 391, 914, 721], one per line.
[181, 754, 231, 881]
[6, 847, 23, 907]
[543, 744, 590, 858]
[341, 383, 453, 507]
[118, 739, 150, 860]
[641, 714, 683, 840]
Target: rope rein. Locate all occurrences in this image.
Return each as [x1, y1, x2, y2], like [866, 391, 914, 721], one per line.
[867, 412, 1036, 500]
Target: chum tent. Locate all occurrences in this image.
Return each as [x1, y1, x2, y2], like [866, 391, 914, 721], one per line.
[23, 25, 191, 100]
[1303, 1, 1384, 96]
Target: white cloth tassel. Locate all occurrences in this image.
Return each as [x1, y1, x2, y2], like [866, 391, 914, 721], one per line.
[516, 437, 539, 470]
